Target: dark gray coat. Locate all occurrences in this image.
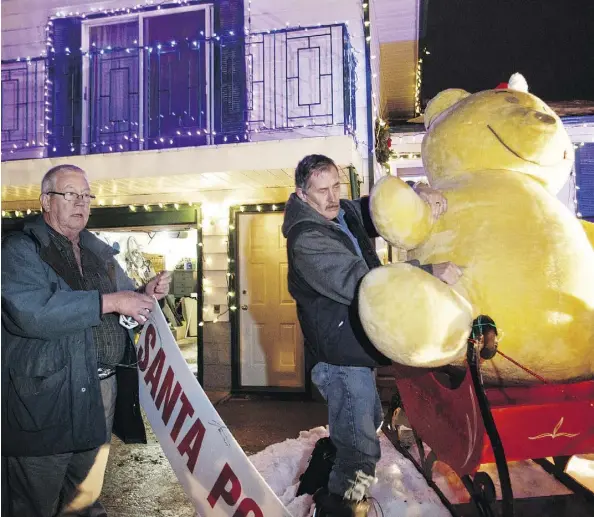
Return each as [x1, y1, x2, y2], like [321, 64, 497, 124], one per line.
[282, 194, 376, 305]
[1, 216, 136, 456]
[282, 194, 389, 368]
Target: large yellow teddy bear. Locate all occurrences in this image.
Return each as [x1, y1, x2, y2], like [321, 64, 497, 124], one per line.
[359, 76, 594, 385]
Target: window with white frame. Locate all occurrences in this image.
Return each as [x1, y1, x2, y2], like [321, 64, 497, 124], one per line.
[81, 4, 213, 154]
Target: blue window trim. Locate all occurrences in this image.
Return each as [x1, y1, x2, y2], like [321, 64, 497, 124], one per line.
[213, 0, 246, 144]
[561, 115, 594, 127]
[48, 17, 82, 157]
[575, 142, 594, 220]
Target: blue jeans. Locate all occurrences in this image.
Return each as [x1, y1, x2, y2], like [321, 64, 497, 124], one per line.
[311, 363, 384, 500]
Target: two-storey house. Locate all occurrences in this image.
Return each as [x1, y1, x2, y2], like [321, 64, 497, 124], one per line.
[2, 0, 427, 396]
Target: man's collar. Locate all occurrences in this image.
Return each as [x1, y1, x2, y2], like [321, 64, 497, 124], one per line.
[46, 223, 73, 249]
[23, 215, 116, 259]
[333, 208, 346, 225]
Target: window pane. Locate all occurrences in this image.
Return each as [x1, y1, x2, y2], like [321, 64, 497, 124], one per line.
[144, 10, 205, 44]
[89, 22, 140, 153]
[90, 22, 139, 48]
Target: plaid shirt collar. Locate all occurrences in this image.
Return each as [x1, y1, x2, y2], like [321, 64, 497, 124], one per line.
[46, 224, 79, 250]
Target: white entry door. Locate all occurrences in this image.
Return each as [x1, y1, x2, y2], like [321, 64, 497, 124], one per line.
[238, 212, 304, 389]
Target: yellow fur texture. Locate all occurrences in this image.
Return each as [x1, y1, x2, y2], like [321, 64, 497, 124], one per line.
[360, 87, 594, 385]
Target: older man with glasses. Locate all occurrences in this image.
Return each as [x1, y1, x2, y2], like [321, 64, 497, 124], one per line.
[1, 164, 171, 517]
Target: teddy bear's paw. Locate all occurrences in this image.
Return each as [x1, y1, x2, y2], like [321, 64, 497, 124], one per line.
[359, 262, 473, 368]
[370, 175, 433, 250]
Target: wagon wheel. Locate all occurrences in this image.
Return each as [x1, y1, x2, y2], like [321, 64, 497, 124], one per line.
[474, 472, 497, 503]
[412, 429, 437, 479]
[462, 472, 498, 517]
[533, 455, 594, 505]
[553, 455, 571, 472]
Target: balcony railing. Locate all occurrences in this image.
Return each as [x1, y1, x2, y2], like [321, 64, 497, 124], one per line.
[1, 24, 356, 162]
[247, 24, 356, 133]
[1, 58, 47, 159]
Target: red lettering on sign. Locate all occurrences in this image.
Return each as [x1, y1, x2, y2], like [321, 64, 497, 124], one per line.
[155, 366, 182, 425]
[177, 418, 206, 472]
[138, 324, 156, 371]
[233, 498, 264, 517]
[144, 348, 165, 398]
[207, 463, 241, 509]
[170, 392, 194, 442]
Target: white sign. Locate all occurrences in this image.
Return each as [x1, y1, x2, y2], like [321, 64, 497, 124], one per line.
[136, 301, 293, 517]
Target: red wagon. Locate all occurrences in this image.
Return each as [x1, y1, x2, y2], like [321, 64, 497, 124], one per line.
[385, 320, 594, 517]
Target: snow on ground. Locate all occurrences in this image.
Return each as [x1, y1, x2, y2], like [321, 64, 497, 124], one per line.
[249, 426, 594, 517]
[249, 426, 450, 517]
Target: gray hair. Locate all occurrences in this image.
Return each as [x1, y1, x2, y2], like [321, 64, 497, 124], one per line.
[295, 154, 338, 191]
[41, 164, 86, 194]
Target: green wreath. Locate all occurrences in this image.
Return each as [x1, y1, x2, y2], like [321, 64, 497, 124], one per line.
[375, 119, 393, 165]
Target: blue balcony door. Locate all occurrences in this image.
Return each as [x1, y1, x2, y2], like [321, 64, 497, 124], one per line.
[84, 6, 210, 154]
[145, 10, 208, 149]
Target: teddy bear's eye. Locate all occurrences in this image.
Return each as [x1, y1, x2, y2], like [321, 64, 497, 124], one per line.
[506, 96, 519, 104]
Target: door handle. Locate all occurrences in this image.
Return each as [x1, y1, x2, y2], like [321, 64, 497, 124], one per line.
[241, 305, 248, 310]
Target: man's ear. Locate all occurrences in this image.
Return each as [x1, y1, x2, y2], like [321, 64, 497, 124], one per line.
[40, 193, 50, 213]
[296, 188, 307, 202]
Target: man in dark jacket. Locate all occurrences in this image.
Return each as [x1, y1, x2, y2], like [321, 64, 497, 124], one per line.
[1, 164, 171, 517]
[283, 155, 462, 516]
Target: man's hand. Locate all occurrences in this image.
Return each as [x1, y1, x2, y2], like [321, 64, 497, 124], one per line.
[102, 291, 155, 324]
[432, 262, 463, 285]
[414, 183, 448, 220]
[144, 271, 172, 300]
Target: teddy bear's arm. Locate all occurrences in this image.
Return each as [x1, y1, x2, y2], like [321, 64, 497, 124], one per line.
[369, 175, 435, 250]
[580, 219, 594, 250]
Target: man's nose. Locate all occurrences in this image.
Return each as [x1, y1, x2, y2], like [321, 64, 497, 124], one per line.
[74, 195, 86, 206]
[328, 190, 338, 203]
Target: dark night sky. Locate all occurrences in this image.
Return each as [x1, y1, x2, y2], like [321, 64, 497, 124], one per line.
[422, 0, 594, 102]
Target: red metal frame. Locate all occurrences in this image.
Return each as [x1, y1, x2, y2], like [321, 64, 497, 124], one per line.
[391, 363, 594, 477]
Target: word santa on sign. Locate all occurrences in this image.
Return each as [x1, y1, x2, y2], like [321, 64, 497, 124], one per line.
[135, 302, 293, 517]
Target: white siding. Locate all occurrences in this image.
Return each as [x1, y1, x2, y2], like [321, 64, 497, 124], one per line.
[373, 0, 420, 119]
[1, 1, 124, 59]
[369, 0, 381, 108]
[369, 0, 384, 182]
[373, 0, 419, 44]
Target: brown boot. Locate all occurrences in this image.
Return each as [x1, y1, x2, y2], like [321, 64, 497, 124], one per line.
[313, 489, 370, 517]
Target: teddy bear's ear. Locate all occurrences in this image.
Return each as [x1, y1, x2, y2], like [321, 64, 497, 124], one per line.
[424, 88, 470, 129]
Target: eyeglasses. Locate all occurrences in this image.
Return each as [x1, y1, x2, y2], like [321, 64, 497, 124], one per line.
[46, 191, 96, 203]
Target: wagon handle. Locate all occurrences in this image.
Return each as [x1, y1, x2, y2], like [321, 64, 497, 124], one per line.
[467, 341, 515, 517]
